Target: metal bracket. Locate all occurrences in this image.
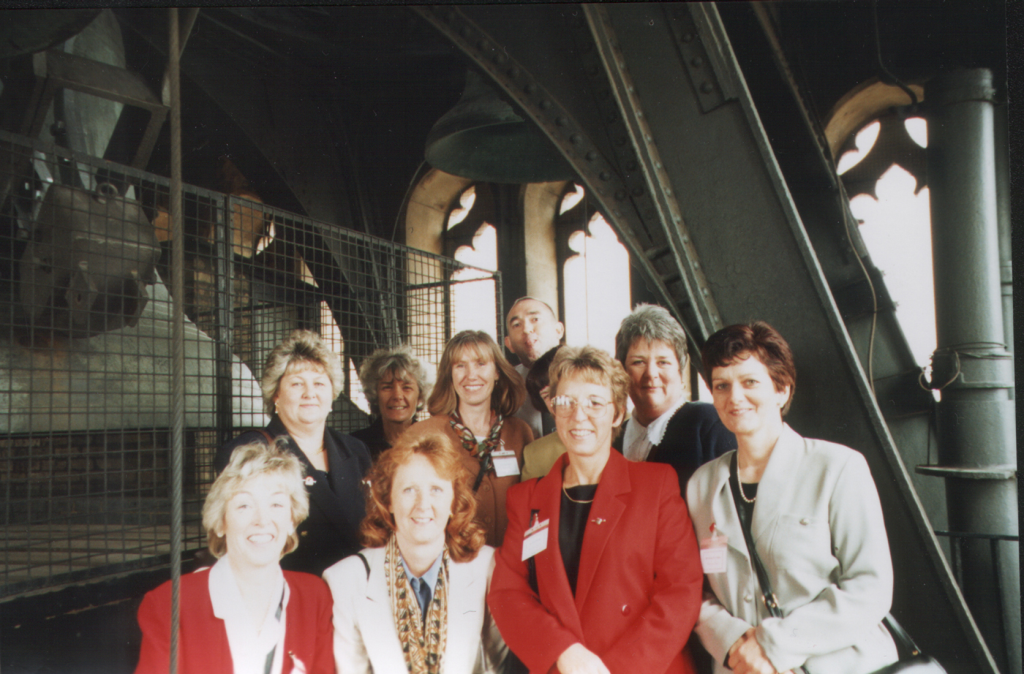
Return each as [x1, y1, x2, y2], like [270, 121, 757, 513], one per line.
[664, 4, 731, 113]
[26, 49, 168, 170]
[916, 465, 1017, 481]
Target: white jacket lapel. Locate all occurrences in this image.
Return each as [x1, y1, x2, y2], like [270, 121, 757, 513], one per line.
[445, 557, 480, 669]
[708, 452, 750, 561]
[750, 424, 802, 545]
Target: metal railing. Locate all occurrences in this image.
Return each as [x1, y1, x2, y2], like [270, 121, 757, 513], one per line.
[0, 129, 501, 599]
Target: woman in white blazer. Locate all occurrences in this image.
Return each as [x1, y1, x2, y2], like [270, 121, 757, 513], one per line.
[323, 432, 506, 674]
[686, 322, 898, 674]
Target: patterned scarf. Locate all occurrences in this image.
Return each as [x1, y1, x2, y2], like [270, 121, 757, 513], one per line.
[449, 411, 504, 491]
[385, 535, 449, 674]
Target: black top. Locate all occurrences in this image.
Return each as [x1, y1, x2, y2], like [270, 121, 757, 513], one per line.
[559, 484, 598, 595]
[214, 415, 372, 576]
[614, 401, 736, 493]
[349, 416, 391, 462]
[729, 475, 759, 524]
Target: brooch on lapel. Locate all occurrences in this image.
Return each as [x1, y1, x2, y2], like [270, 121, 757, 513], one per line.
[304, 476, 316, 487]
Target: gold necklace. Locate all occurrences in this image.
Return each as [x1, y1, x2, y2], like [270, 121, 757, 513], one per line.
[562, 483, 595, 504]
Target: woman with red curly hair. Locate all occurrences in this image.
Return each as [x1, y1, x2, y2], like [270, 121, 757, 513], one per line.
[323, 433, 507, 674]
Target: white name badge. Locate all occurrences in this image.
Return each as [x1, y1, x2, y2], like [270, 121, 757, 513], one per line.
[521, 518, 549, 561]
[700, 533, 728, 574]
[492, 449, 520, 477]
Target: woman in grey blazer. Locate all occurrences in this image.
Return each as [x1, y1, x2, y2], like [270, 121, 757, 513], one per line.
[323, 432, 506, 674]
[686, 322, 898, 674]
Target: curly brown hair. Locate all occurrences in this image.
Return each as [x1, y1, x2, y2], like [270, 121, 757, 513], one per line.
[701, 321, 796, 415]
[360, 433, 485, 563]
[427, 330, 525, 418]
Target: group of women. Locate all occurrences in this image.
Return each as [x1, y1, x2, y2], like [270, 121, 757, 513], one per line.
[136, 308, 900, 674]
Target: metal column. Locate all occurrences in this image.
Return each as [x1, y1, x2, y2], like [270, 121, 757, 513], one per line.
[923, 68, 1019, 674]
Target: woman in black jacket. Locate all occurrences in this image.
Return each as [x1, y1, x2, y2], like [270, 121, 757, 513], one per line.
[216, 329, 371, 576]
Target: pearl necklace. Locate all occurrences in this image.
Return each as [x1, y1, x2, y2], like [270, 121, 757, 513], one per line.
[738, 480, 756, 504]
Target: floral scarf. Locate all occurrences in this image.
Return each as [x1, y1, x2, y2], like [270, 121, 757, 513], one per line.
[385, 535, 449, 674]
[449, 411, 504, 491]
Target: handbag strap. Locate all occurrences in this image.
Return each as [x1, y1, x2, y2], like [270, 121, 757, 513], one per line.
[729, 453, 811, 674]
[729, 453, 783, 618]
[883, 613, 922, 657]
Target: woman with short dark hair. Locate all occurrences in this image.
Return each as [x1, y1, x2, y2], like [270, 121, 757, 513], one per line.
[687, 322, 898, 674]
[216, 330, 371, 575]
[520, 345, 566, 481]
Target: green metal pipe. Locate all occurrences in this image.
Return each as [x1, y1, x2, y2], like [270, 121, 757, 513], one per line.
[926, 67, 1019, 674]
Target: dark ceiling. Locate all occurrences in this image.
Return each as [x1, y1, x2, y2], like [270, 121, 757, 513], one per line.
[1, 3, 1009, 240]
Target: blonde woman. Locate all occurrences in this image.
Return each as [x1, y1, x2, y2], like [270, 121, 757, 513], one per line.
[489, 347, 703, 674]
[216, 330, 372, 575]
[137, 441, 334, 674]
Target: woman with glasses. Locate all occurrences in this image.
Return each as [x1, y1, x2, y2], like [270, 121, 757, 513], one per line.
[488, 346, 703, 674]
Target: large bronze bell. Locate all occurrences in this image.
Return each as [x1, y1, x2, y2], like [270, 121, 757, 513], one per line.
[425, 70, 574, 184]
[19, 182, 161, 338]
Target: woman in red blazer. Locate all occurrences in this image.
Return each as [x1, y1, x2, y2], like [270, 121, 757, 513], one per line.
[488, 346, 703, 674]
[136, 440, 334, 674]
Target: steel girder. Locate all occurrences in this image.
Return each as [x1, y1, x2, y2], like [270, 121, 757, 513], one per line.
[412, 4, 997, 672]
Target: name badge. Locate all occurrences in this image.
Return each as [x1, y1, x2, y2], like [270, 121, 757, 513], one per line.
[700, 525, 728, 574]
[492, 448, 520, 478]
[522, 517, 549, 561]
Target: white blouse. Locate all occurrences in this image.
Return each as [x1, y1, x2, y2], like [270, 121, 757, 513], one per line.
[208, 556, 290, 674]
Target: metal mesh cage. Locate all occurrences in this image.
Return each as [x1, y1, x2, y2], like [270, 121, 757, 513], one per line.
[0, 129, 501, 598]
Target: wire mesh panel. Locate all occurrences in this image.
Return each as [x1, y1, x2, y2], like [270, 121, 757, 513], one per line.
[0, 129, 501, 599]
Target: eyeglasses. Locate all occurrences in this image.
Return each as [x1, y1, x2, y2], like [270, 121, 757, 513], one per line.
[551, 395, 612, 417]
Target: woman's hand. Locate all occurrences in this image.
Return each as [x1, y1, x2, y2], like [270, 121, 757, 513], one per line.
[556, 643, 610, 674]
[727, 628, 779, 674]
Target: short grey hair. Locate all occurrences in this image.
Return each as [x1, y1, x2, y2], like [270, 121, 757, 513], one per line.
[614, 304, 689, 376]
[358, 344, 434, 412]
[261, 330, 343, 414]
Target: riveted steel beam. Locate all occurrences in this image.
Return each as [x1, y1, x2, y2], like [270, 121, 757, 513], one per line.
[584, 5, 721, 338]
[415, 4, 999, 671]
[411, 5, 714, 346]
